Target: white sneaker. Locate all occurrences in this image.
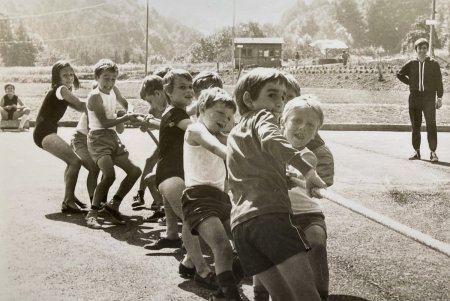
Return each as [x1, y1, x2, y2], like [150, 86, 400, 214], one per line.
[430, 152, 439, 162]
[86, 210, 102, 229]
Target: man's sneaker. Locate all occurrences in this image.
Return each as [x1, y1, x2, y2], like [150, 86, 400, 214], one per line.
[144, 209, 166, 223]
[179, 261, 196, 278]
[409, 150, 421, 160]
[103, 204, 126, 225]
[131, 194, 145, 207]
[85, 210, 102, 229]
[194, 272, 219, 290]
[144, 237, 182, 250]
[430, 151, 439, 162]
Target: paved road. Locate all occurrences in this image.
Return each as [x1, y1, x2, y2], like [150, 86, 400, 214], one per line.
[0, 128, 449, 300]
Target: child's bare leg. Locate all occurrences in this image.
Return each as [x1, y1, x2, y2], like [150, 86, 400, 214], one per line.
[14, 108, 30, 129]
[197, 217, 234, 275]
[92, 155, 115, 208]
[41, 134, 82, 207]
[144, 173, 163, 207]
[256, 265, 294, 301]
[275, 252, 320, 300]
[159, 177, 211, 276]
[109, 154, 141, 209]
[74, 146, 99, 200]
[305, 225, 329, 300]
[139, 152, 158, 191]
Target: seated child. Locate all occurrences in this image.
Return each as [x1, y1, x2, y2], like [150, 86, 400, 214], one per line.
[227, 68, 326, 301]
[0, 83, 31, 131]
[85, 59, 142, 229]
[131, 75, 166, 218]
[181, 87, 240, 300]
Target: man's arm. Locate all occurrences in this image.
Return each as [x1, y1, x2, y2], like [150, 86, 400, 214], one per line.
[396, 61, 410, 85]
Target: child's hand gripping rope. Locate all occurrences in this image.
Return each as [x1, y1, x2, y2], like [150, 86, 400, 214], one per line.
[293, 169, 326, 198]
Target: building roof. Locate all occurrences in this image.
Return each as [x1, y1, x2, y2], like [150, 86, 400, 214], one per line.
[234, 37, 284, 45]
[309, 39, 348, 54]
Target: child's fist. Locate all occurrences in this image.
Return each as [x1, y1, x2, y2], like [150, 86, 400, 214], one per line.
[304, 169, 327, 198]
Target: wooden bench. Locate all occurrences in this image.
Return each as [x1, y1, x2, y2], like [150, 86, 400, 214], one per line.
[0, 119, 30, 130]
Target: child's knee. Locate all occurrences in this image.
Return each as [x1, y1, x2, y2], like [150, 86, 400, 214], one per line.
[102, 172, 116, 185]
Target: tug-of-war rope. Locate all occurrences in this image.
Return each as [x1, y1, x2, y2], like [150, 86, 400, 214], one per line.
[310, 185, 450, 258]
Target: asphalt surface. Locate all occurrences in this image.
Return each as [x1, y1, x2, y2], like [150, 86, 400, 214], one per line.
[0, 128, 449, 301]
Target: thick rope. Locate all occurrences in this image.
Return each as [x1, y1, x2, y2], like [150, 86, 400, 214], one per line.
[314, 187, 450, 258]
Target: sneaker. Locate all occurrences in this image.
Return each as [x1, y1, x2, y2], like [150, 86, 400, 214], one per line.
[85, 211, 102, 229]
[102, 204, 126, 225]
[144, 209, 166, 223]
[131, 194, 145, 207]
[194, 272, 219, 290]
[430, 151, 439, 162]
[179, 261, 196, 278]
[209, 287, 242, 301]
[158, 216, 167, 226]
[144, 237, 182, 250]
[409, 150, 421, 160]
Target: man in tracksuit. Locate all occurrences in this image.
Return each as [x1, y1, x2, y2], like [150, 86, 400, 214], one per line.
[397, 38, 444, 162]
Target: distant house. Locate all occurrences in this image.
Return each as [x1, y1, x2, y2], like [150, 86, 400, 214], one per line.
[233, 37, 284, 68]
[309, 39, 349, 65]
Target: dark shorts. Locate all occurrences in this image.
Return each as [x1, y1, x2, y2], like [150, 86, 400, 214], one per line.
[87, 129, 128, 163]
[71, 131, 88, 153]
[232, 213, 311, 277]
[33, 124, 57, 148]
[181, 185, 232, 235]
[292, 212, 327, 236]
[155, 160, 184, 187]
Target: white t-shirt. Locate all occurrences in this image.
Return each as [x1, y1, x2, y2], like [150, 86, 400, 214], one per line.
[87, 87, 117, 131]
[184, 123, 226, 191]
[289, 148, 323, 215]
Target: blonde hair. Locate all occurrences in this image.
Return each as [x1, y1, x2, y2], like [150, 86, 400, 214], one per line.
[281, 95, 324, 128]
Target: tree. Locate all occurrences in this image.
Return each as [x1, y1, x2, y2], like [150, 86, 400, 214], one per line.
[367, 0, 429, 52]
[401, 16, 441, 52]
[335, 0, 367, 46]
[13, 22, 38, 66]
[0, 16, 15, 66]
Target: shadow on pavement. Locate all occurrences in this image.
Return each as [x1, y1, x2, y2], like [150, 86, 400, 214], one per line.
[45, 211, 166, 248]
[421, 159, 450, 167]
[329, 295, 369, 301]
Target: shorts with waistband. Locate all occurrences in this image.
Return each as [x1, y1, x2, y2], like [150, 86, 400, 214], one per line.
[181, 185, 232, 235]
[71, 131, 88, 153]
[87, 129, 128, 163]
[232, 213, 311, 277]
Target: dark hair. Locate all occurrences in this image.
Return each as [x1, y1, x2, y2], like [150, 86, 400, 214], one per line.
[193, 71, 223, 96]
[163, 69, 192, 104]
[284, 73, 301, 97]
[139, 75, 164, 99]
[153, 66, 172, 78]
[414, 38, 429, 50]
[94, 58, 119, 78]
[51, 60, 80, 89]
[197, 87, 236, 116]
[4, 83, 14, 90]
[234, 68, 287, 115]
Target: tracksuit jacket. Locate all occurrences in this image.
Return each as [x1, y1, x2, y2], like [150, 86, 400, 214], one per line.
[397, 57, 443, 98]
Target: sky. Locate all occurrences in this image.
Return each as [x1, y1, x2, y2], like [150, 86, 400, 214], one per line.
[148, 0, 297, 34]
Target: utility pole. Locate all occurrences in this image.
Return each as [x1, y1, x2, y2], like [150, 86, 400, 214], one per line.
[429, 0, 436, 58]
[145, 0, 149, 75]
[231, 0, 236, 82]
